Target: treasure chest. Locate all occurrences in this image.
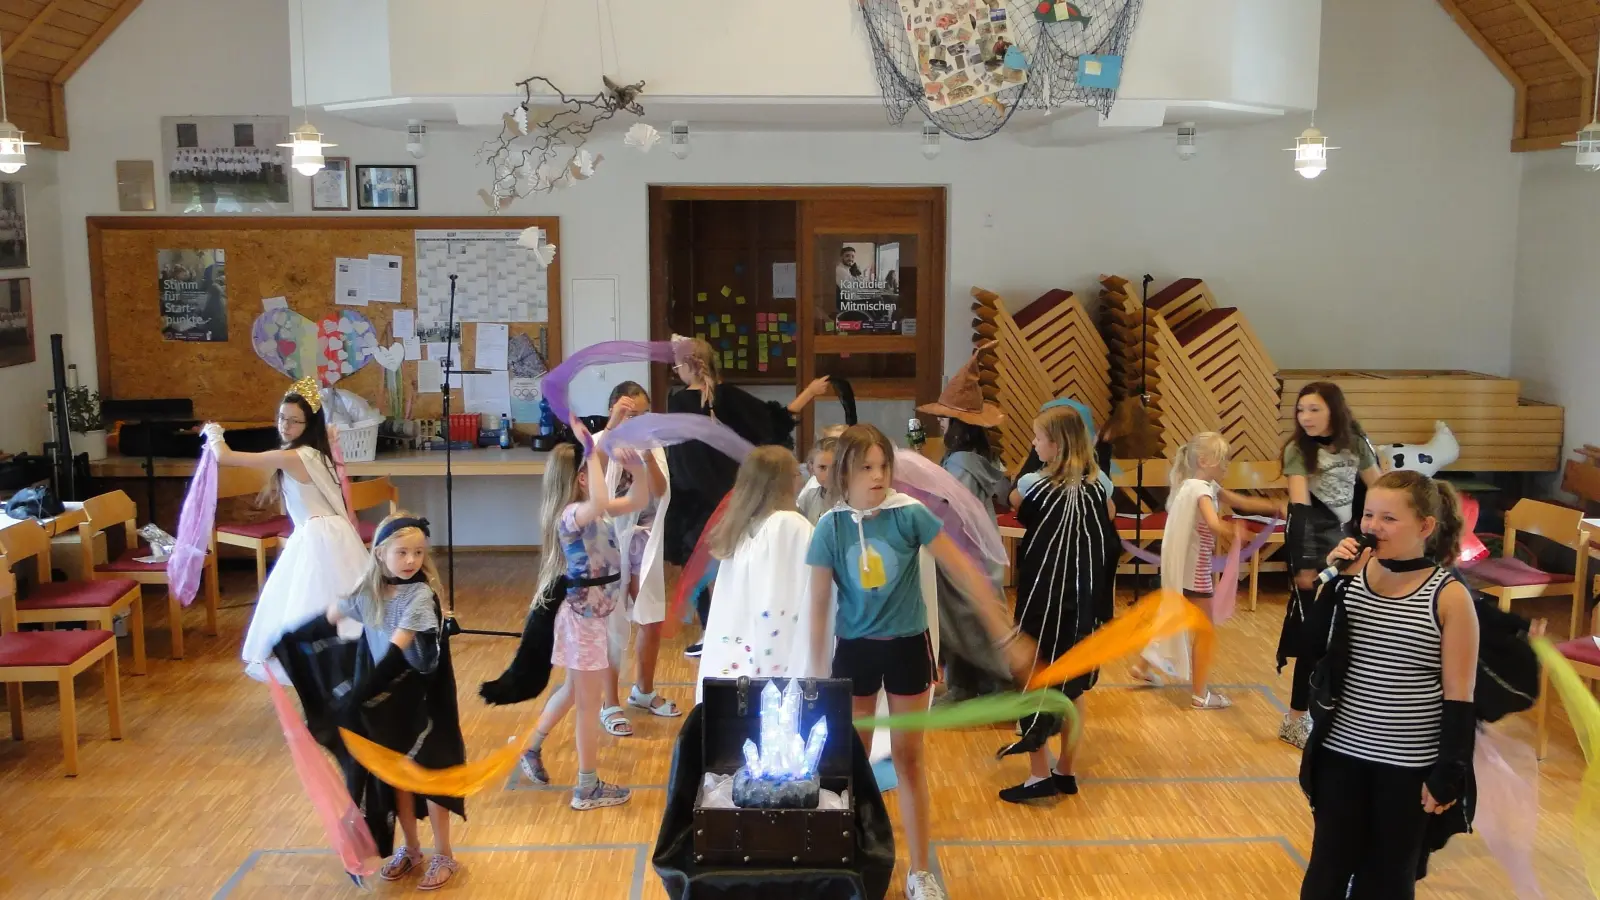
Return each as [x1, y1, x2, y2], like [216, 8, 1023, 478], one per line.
[693, 676, 856, 868]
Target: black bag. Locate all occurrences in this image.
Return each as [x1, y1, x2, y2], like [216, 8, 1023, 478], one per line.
[1470, 590, 1540, 722]
[4, 485, 64, 520]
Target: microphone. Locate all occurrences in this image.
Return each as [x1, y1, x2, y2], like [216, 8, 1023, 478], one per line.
[1316, 533, 1377, 584]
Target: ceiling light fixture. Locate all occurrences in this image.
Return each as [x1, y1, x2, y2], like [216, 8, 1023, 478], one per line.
[279, 0, 335, 176]
[1286, 115, 1337, 180]
[0, 30, 38, 174]
[1563, 31, 1600, 169]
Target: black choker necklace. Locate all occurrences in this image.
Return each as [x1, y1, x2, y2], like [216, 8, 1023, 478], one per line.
[384, 572, 427, 585]
[1377, 557, 1434, 573]
[1310, 434, 1335, 445]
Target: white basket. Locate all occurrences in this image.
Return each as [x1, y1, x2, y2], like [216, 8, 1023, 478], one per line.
[336, 418, 382, 463]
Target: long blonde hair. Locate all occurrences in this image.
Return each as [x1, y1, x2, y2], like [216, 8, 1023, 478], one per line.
[1170, 432, 1230, 495]
[1034, 406, 1098, 486]
[707, 446, 799, 559]
[534, 442, 584, 605]
[675, 338, 720, 408]
[347, 510, 443, 626]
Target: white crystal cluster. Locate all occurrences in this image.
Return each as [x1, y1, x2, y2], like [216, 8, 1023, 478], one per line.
[740, 679, 828, 780]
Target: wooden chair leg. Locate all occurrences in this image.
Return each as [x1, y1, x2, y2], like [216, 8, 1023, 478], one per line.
[168, 593, 184, 660]
[1248, 551, 1260, 612]
[203, 561, 219, 637]
[58, 672, 77, 777]
[128, 597, 146, 676]
[6, 682, 22, 740]
[255, 547, 267, 590]
[103, 651, 122, 741]
[1572, 591, 1585, 640]
[1537, 668, 1550, 760]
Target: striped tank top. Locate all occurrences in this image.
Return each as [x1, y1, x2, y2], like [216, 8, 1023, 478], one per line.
[1322, 565, 1449, 768]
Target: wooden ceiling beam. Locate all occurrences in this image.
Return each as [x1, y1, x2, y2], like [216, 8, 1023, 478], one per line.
[1437, 0, 1528, 87]
[50, 0, 137, 85]
[4, 0, 65, 62]
[1508, 0, 1593, 77]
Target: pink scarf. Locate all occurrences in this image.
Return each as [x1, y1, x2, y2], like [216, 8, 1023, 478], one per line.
[167, 444, 217, 607]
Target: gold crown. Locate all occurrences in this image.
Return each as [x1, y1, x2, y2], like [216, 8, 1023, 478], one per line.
[287, 375, 323, 412]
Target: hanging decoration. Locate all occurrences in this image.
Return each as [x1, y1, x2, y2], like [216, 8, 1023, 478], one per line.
[477, 75, 647, 211]
[859, 0, 1146, 141]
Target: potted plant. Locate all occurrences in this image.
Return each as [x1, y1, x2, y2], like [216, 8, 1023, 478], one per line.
[65, 385, 107, 461]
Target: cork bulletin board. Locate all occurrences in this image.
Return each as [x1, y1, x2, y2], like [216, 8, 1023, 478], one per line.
[86, 216, 562, 423]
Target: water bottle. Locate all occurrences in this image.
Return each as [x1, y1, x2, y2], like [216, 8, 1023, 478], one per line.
[906, 417, 926, 450]
[538, 397, 556, 436]
[498, 413, 513, 449]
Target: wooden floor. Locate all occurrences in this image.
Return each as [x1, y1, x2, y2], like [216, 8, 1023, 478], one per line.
[0, 554, 1591, 899]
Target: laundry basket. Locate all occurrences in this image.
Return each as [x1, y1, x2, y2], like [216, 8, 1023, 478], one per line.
[336, 418, 382, 463]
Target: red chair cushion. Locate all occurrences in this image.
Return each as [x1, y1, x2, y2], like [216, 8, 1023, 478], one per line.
[217, 516, 292, 540]
[1556, 637, 1600, 669]
[1116, 512, 1169, 531]
[996, 511, 1020, 531]
[358, 520, 377, 544]
[0, 629, 113, 668]
[96, 551, 176, 575]
[18, 579, 139, 611]
[1463, 557, 1572, 588]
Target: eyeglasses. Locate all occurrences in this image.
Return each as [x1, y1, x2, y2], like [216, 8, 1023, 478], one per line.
[277, 415, 306, 427]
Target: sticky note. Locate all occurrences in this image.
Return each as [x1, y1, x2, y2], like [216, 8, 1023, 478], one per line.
[787, 358, 796, 367]
[736, 359, 748, 370]
[736, 295, 746, 305]
[759, 364, 768, 372]
[695, 331, 705, 340]
[722, 339, 732, 349]
[771, 345, 781, 357]
[697, 292, 707, 303]
[779, 313, 789, 322]
[737, 349, 747, 359]
[721, 314, 732, 323]
[710, 324, 720, 338]
[783, 335, 792, 343]
[824, 321, 834, 332]
[694, 315, 705, 324]
[720, 286, 732, 297]
[739, 335, 748, 345]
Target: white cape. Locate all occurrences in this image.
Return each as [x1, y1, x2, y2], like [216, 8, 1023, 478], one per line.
[696, 510, 828, 703]
[1139, 478, 1217, 681]
[600, 432, 671, 626]
[817, 491, 940, 764]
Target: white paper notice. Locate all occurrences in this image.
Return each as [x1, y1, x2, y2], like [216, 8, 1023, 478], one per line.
[262, 296, 288, 311]
[403, 336, 422, 360]
[772, 262, 797, 300]
[474, 322, 509, 371]
[426, 342, 463, 388]
[367, 254, 403, 303]
[416, 359, 443, 393]
[335, 258, 369, 306]
[463, 370, 511, 417]
[392, 308, 416, 340]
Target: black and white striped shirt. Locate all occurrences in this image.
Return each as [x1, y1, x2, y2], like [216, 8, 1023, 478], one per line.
[1322, 565, 1449, 768]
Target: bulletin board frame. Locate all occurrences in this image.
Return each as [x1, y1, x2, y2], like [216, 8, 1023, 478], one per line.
[85, 215, 562, 422]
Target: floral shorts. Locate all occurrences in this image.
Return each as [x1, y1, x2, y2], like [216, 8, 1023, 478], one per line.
[552, 601, 610, 672]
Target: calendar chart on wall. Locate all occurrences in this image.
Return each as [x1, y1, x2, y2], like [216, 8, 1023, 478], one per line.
[414, 228, 549, 336]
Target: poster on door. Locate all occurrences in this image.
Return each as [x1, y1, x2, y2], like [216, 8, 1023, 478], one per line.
[834, 241, 902, 335]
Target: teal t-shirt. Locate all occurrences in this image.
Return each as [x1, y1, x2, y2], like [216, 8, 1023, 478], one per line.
[806, 502, 943, 640]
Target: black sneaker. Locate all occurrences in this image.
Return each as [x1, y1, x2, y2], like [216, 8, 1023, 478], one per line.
[684, 642, 703, 658]
[1051, 772, 1079, 795]
[998, 777, 1060, 804]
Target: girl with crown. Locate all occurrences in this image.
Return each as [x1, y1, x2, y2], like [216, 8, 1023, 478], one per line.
[203, 376, 371, 681]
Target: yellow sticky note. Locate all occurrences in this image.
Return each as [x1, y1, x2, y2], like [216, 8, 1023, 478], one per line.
[710, 324, 720, 338]
[697, 292, 707, 303]
[736, 295, 746, 305]
[721, 314, 732, 323]
[738, 335, 748, 345]
[783, 334, 792, 343]
[786, 357, 796, 367]
[737, 348, 747, 358]
[1085, 59, 1102, 76]
[720, 286, 732, 297]
[736, 359, 748, 370]
[778, 313, 789, 322]
[694, 315, 705, 324]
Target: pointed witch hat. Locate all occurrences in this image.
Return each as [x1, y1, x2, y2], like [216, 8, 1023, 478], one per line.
[916, 342, 1004, 428]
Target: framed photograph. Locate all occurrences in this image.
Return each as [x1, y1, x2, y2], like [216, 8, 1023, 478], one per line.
[116, 160, 157, 212]
[0, 277, 34, 367]
[0, 183, 26, 269]
[356, 165, 418, 210]
[311, 157, 351, 211]
[161, 115, 292, 213]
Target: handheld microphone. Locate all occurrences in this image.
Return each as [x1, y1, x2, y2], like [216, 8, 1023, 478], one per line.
[1316, 533, 1377, 584]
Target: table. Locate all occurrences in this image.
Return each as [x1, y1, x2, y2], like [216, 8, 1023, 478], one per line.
[0, 503, 86, 538]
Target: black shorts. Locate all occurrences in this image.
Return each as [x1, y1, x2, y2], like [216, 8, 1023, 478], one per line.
[832, 631, 935, 698]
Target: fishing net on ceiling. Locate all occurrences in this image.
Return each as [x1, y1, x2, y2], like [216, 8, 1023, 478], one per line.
[858, 0, 1145, 141]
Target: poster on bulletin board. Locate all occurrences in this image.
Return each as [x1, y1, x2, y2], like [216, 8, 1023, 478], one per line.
[158, 248, 229, 342]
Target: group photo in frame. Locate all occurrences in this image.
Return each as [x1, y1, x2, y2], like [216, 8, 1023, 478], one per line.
[356, 164, 418, 210]
[161, 115, 292, 214]
[0, 182, 27, 269]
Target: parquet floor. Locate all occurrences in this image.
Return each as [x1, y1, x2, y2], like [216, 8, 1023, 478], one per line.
[0, 554, 1591, 899]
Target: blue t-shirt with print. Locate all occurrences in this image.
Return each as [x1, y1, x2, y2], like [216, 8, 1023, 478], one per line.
[806, 502, 943, 640]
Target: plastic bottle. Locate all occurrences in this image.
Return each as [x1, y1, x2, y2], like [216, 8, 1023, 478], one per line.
[906, 417, 926, 450]
[499, 413, 513, 449]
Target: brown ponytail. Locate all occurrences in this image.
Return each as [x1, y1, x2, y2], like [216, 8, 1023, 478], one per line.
[1374, 470, 1463, 566]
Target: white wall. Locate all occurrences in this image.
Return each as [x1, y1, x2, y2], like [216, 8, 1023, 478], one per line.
[1511, 151, 1600, 468]
[0, 152, 67, 456]
[42, 0, 1528, 531]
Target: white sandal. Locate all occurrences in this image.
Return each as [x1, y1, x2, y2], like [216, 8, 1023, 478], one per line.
[627, 685, 683, 718]
[600, 706, 633, 736]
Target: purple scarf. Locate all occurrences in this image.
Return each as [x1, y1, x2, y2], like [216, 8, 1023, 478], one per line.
[167, 443, 217, 606]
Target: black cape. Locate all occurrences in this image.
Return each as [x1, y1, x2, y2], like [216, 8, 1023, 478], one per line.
[652, 705, 896, 900]
[273, 609, 467, 859]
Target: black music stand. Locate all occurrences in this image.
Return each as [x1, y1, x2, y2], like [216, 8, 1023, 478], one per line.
[99, 397, 199, 522]
[1133, 274, 1153, 597]
[438, 273, 517, 639]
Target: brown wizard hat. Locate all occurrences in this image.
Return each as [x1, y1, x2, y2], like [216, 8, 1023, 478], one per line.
[917, 343, 1004, 428]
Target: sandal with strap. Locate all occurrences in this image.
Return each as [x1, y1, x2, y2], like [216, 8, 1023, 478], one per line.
[627, 685, 683, 718]
[379, 846, 424, 881]
[418, 854, 459, 891]
[1192, 691, 1233, 710]
[600, 706, 633, 737]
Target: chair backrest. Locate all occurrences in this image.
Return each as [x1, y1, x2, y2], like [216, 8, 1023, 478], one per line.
[348, 477, 398, 516]
[216, 466, 273, 501]
[0, 517, 51, 582]
[78, 490, 141, 576]
[0, 567, 14, 632]
[1504, 499, 1587, 552]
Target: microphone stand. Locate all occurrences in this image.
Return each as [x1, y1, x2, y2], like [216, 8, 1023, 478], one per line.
[1133, 274, 1153, 598]
[438, 273, 518, 639]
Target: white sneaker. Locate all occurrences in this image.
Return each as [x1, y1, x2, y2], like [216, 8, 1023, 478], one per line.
[907, 870, 947, 900]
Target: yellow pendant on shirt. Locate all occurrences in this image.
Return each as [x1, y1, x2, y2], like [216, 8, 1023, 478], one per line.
[859, 546, 887, 589]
